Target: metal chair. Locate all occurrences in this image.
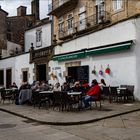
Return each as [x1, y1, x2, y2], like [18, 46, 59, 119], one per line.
[126, 85, 135, 102]
[102, 86, 111, 103]
[89, 90, 102, 110]
[110, 86, 119, 103]
[0, 88, 13, 103]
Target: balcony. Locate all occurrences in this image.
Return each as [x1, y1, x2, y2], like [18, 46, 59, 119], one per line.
[58, 11, 111, 40]
[48, 0, 78, 17]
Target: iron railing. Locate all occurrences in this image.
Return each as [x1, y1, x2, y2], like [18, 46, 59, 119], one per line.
[58, 11, 111, 39]
[48, 0, 70, 13]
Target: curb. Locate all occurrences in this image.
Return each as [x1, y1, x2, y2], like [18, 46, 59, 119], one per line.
[0, 107, 140, 126]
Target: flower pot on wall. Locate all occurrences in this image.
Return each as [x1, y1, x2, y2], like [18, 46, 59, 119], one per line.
[99, 65, 104, 76]
[105, 64, 111, 74]
[92, 65, 96, 75]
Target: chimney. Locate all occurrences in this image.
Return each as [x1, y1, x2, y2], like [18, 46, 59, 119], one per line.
[17, 6, 27, 16]
[31, 0, 40, 20]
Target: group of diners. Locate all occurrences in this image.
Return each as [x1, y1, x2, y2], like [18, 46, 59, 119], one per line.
[1, 79, 106, 109]
[30, 79, 106, 109]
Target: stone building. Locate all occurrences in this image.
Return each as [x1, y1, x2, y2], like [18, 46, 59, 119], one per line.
[0, 6, 8, 57]
[48, 0, 140, 100]
[6, 0, 40, 54]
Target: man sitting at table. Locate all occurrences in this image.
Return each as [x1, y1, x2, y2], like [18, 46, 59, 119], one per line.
[82, 79, 101, 108]
[71, 81, 84, 92]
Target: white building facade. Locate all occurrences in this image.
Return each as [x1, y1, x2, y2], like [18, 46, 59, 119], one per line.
[49, 17, 140, 100]
[0, 53, 34, 88]
[0, 19, 52, 88]
[25, 21, 52, 52]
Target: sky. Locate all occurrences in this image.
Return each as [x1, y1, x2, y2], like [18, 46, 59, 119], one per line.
[0, 0, 51, 19]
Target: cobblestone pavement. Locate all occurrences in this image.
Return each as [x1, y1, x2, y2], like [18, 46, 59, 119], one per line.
[0, 101, 140, 124]
[0, 110, 140, 140]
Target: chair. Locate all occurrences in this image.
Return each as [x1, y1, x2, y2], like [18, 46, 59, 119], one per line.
[32, 91, 40, 107]
[102, 86, 111, 103]
[53, 91, 62, 111]
[120, 85, 135, 102]
[110, 86, 119, 103]
[32, 91, 50, 109]
[0, 88, 13, 103]
[65, 92, 80, 111]
[89, 90, 102, 110]
[126, 85, 135, 101]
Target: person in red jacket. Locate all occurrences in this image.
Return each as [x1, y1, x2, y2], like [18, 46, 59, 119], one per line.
[82, 79, 101, 108]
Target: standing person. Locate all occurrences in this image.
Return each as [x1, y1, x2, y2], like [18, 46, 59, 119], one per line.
[82, 79, 101, 108]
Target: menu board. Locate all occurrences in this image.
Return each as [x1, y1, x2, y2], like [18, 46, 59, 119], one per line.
[77, 66, 89, 82]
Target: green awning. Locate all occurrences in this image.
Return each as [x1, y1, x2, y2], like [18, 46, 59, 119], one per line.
[53, 51, 86, 61]
[53, 41, 133, 61]
[86, 41, 132, 56]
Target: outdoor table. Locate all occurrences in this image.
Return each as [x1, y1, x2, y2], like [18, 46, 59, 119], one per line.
[67, 92, 83, 110]
[39, 91, 54, 106]
[39, 91, 53, 94]
[67, 92, 82, 96]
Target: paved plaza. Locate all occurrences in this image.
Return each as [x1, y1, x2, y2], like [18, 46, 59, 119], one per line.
[0, 101, 140, 125]
[0, 108, 140, 140]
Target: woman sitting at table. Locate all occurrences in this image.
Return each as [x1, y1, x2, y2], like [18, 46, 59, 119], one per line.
[99, 79, 106, 91]
[82, 79, 101, 108]
[53, 82, 61, 91]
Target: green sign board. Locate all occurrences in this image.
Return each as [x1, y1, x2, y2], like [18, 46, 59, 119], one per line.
[53, 52, 85, 61]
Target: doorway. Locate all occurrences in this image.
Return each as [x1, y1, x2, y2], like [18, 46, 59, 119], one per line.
[6, 69, 12, 88]
[37, 64, 46, 81]
[0, 70, 4, 86]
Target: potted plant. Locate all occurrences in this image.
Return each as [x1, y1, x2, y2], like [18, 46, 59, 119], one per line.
[92, 65, 96, 75]
[105, 64, 111, 74]
[99, 65, 104, 76]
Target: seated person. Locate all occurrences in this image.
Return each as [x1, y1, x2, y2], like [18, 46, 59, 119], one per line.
[71, 81, 84, 92]
[82, 79, 101, 108]
[10, 82, 18, 88]
[99, 79, 106, 91]
[31, 81, 40, 91]
[53, 82, 61, 91]
[19, 81, 31, 91]
[61, 82, 70, 92]
[39, 80, 50, 91]
[82, 80, 90, 93]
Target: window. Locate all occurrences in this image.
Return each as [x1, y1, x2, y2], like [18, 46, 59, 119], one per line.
[0, 70, 4, 86]
[23, 71, 28, 82]
[96, 0, 104, 23]
[27, 21, 33, 28]
[67, 14, 73, 30]
[113, 0, 123, 11]
[36, 28, 42, 47]
[58, 17, 63, 32]
[79, 6, 86, 30]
